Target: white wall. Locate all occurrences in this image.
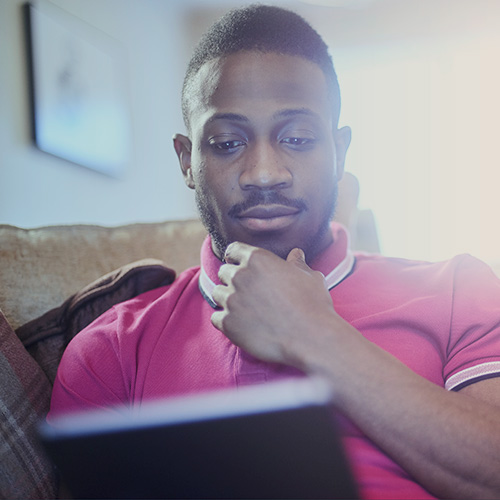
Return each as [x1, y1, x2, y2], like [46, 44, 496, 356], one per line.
[304, 0, 500, 266]
[0, 0, 197, 228]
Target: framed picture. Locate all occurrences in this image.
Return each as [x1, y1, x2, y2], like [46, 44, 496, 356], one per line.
[24, 1, 131, 177]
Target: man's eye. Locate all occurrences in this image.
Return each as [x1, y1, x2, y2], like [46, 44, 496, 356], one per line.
[281, 137, 315, 148]
[209, 139, 246, 154]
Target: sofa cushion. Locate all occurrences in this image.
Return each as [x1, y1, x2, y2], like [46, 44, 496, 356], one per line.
[0, 309, 57, 499]
[16, 259, 176, 385]
[0, 220, 206, 330]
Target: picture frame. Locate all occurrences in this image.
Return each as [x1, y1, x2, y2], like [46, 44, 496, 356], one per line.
[23, 1, 131, 177]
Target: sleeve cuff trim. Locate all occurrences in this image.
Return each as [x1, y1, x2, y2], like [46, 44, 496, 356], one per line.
[446, 361, 500, 391]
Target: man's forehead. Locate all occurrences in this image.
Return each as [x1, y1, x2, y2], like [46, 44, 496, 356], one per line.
[185, 51, 332, 131]
[189, 58, 225, 111]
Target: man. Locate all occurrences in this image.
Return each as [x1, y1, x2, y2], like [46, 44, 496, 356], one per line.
[49, 5, 500, 499]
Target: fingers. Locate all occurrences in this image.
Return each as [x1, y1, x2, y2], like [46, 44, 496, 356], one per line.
[217, 262, 235, 286]
[211, 308, 224, 332]
[223, 241, 255, 265]
[211, 276, 230, 309]
[287, 247, 328, 289]
[213, 242, 262, 319]
[219, 241, 283, 288]
[213, 241, 253, 309]
[286, 247, 307, 267]
[211, 243, 333, 356]
[222, 243, 321, 284]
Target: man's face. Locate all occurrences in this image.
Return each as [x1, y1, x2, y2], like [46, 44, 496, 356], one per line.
[174, 51, 350, 263]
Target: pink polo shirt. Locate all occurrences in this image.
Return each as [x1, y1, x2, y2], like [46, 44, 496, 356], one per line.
[49, 222, 500, 499]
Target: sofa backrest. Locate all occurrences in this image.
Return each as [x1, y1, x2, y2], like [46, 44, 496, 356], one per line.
[0, 219, 207, 331]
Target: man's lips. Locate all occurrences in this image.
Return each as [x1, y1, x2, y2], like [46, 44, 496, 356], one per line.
[236, 204, 301, 231]
[238, 204, 301, 219]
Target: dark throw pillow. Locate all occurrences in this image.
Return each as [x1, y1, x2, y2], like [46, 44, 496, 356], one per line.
[16, 258, 176, 385]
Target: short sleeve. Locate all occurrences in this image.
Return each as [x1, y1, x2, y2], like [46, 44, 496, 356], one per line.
[443, 255, 500, 391]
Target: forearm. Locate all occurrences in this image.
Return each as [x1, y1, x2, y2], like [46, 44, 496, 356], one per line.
[294, 314, 500, 499]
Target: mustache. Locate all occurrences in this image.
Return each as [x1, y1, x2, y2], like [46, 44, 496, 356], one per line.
[228, 190, 308, 218]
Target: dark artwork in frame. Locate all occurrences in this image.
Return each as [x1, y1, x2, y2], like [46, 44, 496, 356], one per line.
[23, 1, 131, 177]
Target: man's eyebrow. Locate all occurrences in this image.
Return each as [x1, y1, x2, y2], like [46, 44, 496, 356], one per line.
[206, 113, 249, 124]
[272, 108, 318, 120]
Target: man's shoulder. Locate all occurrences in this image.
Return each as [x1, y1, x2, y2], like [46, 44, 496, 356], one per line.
[122, 265, 202, 310]
[355, 250, 480, 269]
[352, 251, 498, 289]
[74, 265, 203, 340]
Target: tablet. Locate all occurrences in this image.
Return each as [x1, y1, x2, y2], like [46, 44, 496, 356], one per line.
[39, 377, 358, 499]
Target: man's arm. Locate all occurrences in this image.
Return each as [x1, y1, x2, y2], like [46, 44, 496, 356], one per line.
[211, 242, 500, 500]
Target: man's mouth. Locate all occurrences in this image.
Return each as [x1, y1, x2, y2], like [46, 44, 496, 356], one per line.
[236, 204, 302, 231]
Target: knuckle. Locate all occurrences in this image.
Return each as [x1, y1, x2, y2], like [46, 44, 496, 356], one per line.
[246, 247, 266, 266]
[220, 314, 230, 332]
[314, 270, 326, 281]
[231, 267, 251, 289]
[224, 241, 242, 262]
[217, 265, 228, 283]
[211, 284, 222, 302]
[211, 311, 221, 328]
[216, 311, 232, 334]
[225, 292, 237, 310]
[224, 243, 234, 260]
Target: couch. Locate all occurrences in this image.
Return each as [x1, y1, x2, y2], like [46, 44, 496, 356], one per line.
[0, 174, 378, 499]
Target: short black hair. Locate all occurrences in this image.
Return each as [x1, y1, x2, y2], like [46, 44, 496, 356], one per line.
[181, 4, 341, 131]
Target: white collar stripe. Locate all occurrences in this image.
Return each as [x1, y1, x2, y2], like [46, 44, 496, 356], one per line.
[199, 266, 218, 309]
[199, 250, 355, 308]
[325, 250, 356, 290]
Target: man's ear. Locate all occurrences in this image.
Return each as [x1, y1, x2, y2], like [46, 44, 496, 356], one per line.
[333, 126, 352, 181]
[173, 134, 195, 189]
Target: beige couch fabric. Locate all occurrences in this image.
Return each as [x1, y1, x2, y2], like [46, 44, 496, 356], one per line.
[0, 219, 206, 330]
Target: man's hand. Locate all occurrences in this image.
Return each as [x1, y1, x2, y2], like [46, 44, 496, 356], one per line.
[211, 241, 337, 368]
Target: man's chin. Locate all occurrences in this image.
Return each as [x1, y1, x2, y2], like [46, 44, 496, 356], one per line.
[214, 230, 331, 263]
[209, 231, 293, 261]
[243, 237, 297, 260]
[201, 212, 334, 263]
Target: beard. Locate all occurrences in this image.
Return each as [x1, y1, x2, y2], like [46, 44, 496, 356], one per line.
[195, 182, 338, 265]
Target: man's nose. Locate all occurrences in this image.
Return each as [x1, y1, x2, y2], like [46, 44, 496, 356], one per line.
[239, 141, 293, 190]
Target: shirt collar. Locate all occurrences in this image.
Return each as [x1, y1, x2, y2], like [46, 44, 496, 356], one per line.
[199, 222, 355, 309]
